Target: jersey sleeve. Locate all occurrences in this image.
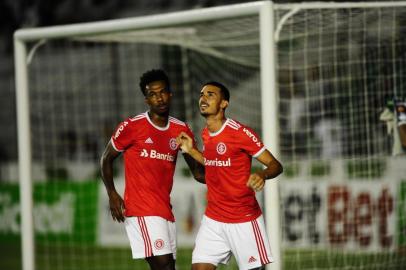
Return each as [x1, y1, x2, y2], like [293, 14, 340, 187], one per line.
[111, 119, 134, 152]
[238, 125, 266, 158]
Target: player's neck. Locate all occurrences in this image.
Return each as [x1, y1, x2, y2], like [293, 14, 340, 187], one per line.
[205, 114, 226, 133]
[148, 111, 169, 127]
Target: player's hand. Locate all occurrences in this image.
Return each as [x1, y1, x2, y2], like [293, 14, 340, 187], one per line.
[108, 191, 125, 223]
[246, 173, 265, 192]
[176, 132, 193, 153]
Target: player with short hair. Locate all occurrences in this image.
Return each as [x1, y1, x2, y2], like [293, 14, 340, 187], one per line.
[100, 69, 204, 270]
[177, 81, 283, 270]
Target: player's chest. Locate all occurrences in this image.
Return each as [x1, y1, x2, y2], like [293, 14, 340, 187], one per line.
[135, 128, 179, 154]
[203, 137, 239, 158]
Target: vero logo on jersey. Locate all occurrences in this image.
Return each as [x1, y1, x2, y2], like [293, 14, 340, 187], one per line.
[140, 149, 174, 162]
[114, 121, 128, 139]
[243, 128, 262, 147]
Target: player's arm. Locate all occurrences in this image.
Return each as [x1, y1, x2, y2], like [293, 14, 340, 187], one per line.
[176, 132, 205, 183]
[100, 141, 125, 222]
[247, 150, 283, 192]
[176, 132, 204, 164]
[183, 153, 205, 184]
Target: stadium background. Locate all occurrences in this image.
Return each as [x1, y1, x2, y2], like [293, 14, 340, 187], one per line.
[2, 1, 406, 270]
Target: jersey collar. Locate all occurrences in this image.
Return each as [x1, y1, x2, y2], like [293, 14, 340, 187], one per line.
[208, 118, 229, 137]
[145, 111, 170, 131]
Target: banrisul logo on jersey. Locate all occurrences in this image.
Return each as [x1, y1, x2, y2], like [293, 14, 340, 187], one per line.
[204, 157, 231, 167]
[140, 149, 175, 162]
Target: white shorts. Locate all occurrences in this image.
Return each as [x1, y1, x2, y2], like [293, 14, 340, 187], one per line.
[192, 215, 274, 270]
[125, 216, 177, 259]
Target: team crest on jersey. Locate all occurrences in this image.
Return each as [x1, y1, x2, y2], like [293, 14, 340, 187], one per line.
[169, 138, 177, 150]
[216, 142, 227, 155]
[154, 239, 164, 250]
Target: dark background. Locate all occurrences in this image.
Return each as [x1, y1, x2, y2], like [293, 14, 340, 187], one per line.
[0, 0, 401, 164]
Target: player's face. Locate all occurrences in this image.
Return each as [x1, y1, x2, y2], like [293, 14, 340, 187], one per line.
[199, 85, 228, 117]
[144, 80, 172, 115]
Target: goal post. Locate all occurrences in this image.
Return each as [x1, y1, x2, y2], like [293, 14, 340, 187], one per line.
[14, 38, 35, 270]
[260, 2, 282, 270]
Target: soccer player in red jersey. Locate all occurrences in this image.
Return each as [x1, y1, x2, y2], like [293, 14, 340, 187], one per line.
[100, 69, 204, 270]
[177, 81, 283, 270]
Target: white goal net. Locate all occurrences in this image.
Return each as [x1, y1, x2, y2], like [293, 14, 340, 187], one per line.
[10, 1, 406, 270]
[275, 3, 406, 270]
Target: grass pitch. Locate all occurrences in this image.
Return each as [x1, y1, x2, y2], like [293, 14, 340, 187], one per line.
[1, 243, 405, 270]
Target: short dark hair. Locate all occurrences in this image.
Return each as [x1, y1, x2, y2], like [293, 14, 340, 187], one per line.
[203, 81, 230, 101]
[139, 69, 170, 96]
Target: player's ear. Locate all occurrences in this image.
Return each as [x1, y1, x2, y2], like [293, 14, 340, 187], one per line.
[220, 100, 229, 110]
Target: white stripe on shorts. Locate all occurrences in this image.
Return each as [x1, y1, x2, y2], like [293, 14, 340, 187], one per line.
[251, 219, 271, 264]
[125, 216, 177, 259]
[137, 217, 153, 257]
[192, 215, 273, 269]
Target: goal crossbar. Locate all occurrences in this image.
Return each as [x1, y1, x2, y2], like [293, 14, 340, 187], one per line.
[14, 1, 406, 42]
[14, 1, 263, 42]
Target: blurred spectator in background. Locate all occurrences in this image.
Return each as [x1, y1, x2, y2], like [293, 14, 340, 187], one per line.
[395, 100, 406, 148]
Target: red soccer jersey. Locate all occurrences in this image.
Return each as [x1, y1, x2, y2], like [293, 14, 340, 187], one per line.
[202, 119, 266, 223]
[111, 112, 194, 222]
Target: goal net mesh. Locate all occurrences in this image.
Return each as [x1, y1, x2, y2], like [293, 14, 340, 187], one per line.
[24, 15, 260, 270]
[15, 3, 406, 270]
[275, 5, 406, 270]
